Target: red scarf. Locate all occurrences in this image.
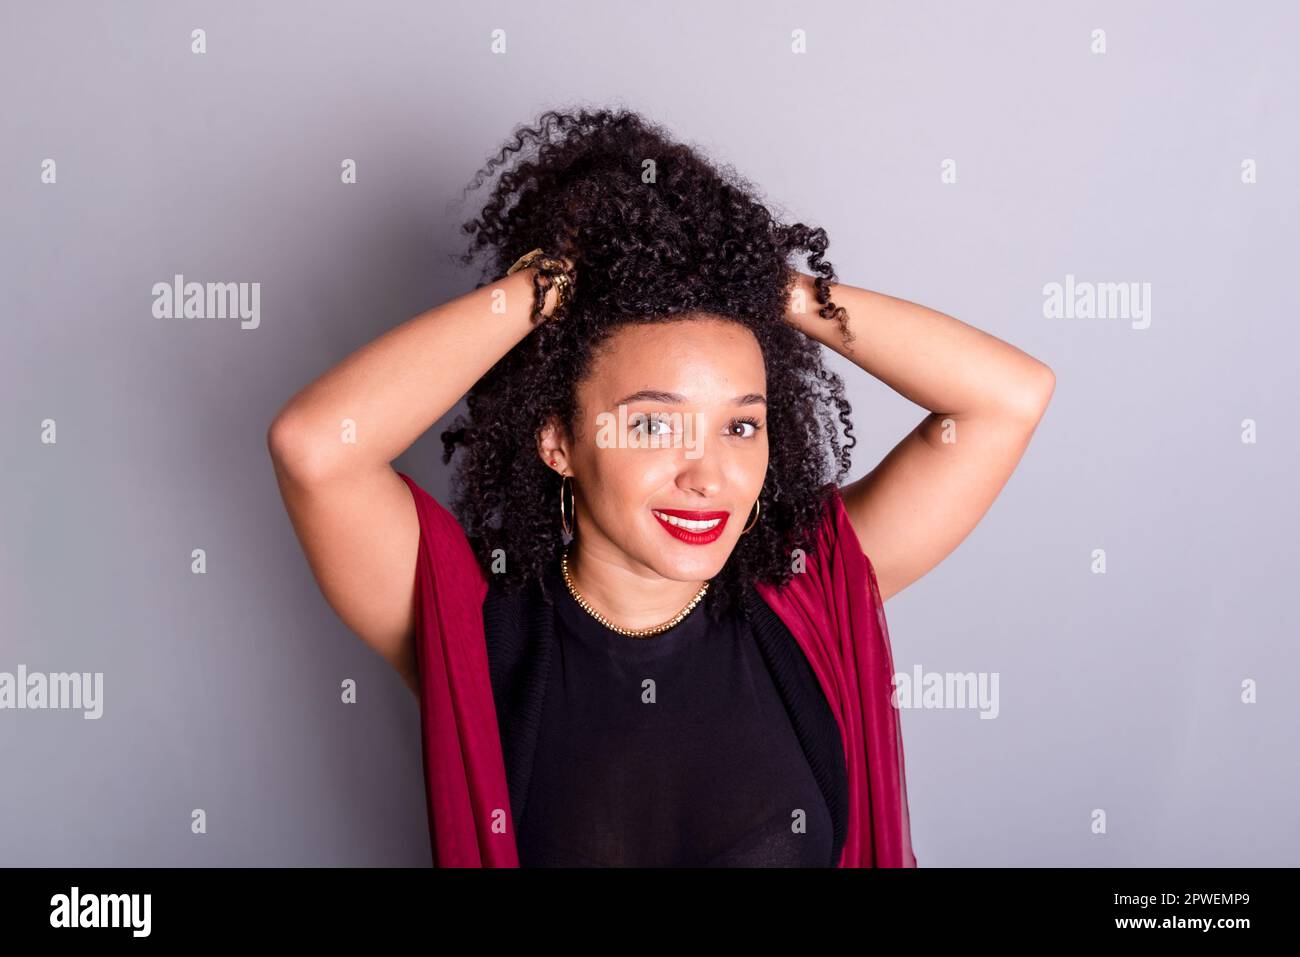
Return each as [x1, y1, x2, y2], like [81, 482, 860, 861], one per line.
[398, 471, 916, 867]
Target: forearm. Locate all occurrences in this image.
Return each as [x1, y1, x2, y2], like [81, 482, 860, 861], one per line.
[269, 267, 550, 479]
[787, 272, 1053, 420]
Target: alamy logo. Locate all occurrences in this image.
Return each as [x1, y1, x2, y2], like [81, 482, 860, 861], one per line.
[152, 273, 260, 329]
[1042, 273, 1151, 329]
[49, 886, 151, 937]
[0, 665, 103, 718]
[892, 665, 1000, 719]
[595, 406, 707, 459]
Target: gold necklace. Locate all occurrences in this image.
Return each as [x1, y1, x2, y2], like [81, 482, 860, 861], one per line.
[560, 545, 708, 638]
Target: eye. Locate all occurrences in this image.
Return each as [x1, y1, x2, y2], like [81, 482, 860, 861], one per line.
[631, 412, 672, 436]
[729, 417, 763, 438]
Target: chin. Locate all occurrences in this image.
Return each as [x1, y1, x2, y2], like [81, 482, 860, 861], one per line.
[647, 543, 733, 581]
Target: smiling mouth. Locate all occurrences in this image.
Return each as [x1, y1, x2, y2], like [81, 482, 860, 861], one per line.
[651, 508, 729, 544]
[652, 509, 724, 530]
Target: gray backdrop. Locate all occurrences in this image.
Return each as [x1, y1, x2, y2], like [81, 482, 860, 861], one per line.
[2, 0, 1296, 866]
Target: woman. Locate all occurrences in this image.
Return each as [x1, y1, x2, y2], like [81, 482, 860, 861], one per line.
[268, 108, 1054, 868]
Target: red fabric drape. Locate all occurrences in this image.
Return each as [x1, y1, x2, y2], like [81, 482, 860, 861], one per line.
[752, 484, 917, 867]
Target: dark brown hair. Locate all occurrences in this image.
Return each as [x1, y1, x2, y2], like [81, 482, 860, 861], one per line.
[441, 106, 858, 620]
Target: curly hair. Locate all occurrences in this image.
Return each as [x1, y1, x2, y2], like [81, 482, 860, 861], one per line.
[439, 105, 859, 623]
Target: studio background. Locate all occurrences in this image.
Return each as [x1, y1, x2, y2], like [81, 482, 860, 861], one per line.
[2, 0, 1296, 866]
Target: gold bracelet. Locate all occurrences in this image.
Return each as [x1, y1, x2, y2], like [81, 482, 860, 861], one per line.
[506, 248, 572, 317]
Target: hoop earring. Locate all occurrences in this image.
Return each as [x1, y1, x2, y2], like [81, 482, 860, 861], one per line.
[559, 475, 574, 537]
[742, 493, 761, 534]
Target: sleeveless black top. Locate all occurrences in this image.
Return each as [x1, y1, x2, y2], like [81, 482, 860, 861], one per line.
[482, 558, 848, 867]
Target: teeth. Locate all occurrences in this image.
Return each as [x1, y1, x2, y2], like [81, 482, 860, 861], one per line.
[653, 510, 721, 531]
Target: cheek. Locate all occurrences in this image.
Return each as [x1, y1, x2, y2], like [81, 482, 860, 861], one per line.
[728, 448, 768, 486]
[593, 449, 674, 488]
[585, 452, 661, 515]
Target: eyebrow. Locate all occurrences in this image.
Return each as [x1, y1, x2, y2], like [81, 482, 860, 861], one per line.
[613, 389, 767, 407]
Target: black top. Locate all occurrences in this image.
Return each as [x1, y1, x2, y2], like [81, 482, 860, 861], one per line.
[482, 558, 849, 868]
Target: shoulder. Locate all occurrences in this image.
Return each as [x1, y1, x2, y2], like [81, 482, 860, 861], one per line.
[395, 470, 489, 606]
[794, 482, 867, 575]
[758, 482, 881, 618]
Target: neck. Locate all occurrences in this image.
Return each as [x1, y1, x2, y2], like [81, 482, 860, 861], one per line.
[565, 540, 706, 631]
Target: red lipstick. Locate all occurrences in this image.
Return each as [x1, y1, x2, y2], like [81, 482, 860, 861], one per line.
[651, 508, 729, 545]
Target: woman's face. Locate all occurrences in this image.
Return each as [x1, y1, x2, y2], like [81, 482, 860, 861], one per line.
[542, 316, 769, 583]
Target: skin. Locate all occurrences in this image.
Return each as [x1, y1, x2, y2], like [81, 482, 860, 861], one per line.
[268, 266, 1053, 697]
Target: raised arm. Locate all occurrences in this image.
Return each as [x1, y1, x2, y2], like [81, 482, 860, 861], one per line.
[786, 271, 1055, 603]
[266, 267, 563, 695]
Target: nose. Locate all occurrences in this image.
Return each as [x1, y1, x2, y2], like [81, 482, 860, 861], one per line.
[674, 444, 725, 498]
